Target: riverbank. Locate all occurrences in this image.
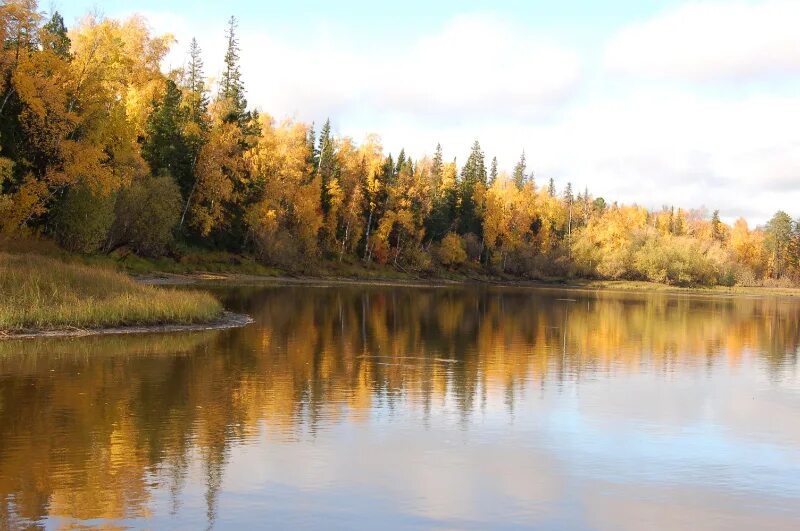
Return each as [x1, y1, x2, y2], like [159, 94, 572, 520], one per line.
[0, 253, 227, 338]
[133, 270, 800, 298]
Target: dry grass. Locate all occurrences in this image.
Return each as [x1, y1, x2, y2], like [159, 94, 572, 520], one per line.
[0, 253, 223, 332]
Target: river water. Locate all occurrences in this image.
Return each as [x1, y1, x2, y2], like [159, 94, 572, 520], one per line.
[1, 285, 799, 529]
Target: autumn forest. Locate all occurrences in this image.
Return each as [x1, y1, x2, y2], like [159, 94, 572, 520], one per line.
[2, 2, 799, 287]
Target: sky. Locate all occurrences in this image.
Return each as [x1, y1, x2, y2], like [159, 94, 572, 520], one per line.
[54, 0, 800, 225]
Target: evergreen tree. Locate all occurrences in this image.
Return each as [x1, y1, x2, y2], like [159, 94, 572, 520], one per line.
[562, 182, 574, 204]
[547, 178, 556, 197]
[219, 16, 247, 123]
[489, 156, 498, 185]
[395, 148, 406, 176]
[431, 143, 443, 190]
[426, 158, 458, 241]
[143, 79, 191, 189]
[42, 12, 70, 59]
[185, 38, 208, 126]
[512, 151, 526, 189]
[711, 209, 723, 241]
[306, 122, 318, 176]
[458, 140, 486, 235]
[317, 118, 336, 214]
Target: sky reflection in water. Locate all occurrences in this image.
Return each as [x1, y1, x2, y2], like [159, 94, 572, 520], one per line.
[0, 285, 798, 529]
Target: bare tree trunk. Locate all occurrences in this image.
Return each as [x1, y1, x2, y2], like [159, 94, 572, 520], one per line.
[393, 231, 402, 267]
[363, 208, 374, 263]
[179, 153, 200, 229]
[339, 219, 350, 262]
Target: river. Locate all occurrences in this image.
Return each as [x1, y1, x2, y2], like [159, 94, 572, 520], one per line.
[1, 285, 799, 529]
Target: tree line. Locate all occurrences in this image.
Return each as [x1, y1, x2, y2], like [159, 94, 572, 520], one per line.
[2, 2, 799, 286]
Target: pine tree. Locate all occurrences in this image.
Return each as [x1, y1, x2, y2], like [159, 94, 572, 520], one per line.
[563, 182, 574, 204]
[458, 140, 486, 235]
[547, 178, 556, 197]
[185, 38, 208, 124]
[306, 122, 318, 176]
[219, 16, 247, 122]
[431, 143, 443, 190]
[42, 12, 70, 59]
[512, 151, 526, 189]
[143, 79, 190, 186]
[489, 156, 498, 185]
[711, 209, 723, 241]
[318, 118, 336, 214]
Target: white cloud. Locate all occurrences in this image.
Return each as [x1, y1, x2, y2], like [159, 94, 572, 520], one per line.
[603, 0, 800, 81]
[118, 6, 800, 225]
[147, 12, 581, 126]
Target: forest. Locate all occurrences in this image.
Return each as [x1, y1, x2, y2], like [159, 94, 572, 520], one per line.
[2, 1, 799, 287]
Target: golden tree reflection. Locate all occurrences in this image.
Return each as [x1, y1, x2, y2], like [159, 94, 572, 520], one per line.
[0, 286, 797, 527]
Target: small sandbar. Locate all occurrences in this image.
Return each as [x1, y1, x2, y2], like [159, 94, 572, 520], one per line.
[0, 311, 253, 341]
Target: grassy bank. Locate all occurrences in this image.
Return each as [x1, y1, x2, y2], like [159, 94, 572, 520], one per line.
[0, 253, 223, 333]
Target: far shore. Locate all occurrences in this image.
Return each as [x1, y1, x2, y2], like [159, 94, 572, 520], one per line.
[134, 271, 800, 299]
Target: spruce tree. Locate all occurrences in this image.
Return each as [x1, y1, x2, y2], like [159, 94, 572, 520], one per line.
[306, 122, 318, 176]
[489, 156, 498, 186]
[42, 12, 70, 58]
[711, 210, 723, 241]
[547, 178, 556, 197]
[143, 79, 190, 188]
[431, 143, 443, 190]
[458, 140, 486, 235]
[512, 151, 526, 189]
[219, 16, 247, 122]
[185, 38, 208, 125]
[317, 119, 336, 214]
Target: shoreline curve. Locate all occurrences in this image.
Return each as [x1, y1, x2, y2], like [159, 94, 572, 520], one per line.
[0, 311, 254, 341]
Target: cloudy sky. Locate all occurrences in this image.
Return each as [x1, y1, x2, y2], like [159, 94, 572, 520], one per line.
[58, 0, 800, 225]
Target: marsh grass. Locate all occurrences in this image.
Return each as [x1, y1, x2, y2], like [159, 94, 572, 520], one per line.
[0, 253, 223, 332]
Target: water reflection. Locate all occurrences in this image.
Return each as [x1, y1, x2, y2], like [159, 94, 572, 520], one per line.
[0, 286, 798, 529]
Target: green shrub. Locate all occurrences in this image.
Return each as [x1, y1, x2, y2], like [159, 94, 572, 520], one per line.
[53, 182, 115, 253]
[112, 175, 182, 257]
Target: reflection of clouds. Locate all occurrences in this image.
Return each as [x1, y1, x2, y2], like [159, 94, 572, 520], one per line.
[2, 286, 799, 527]
[216, 421, 567, 528]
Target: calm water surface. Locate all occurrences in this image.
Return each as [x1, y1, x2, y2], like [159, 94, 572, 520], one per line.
[1, 285, 799, 529]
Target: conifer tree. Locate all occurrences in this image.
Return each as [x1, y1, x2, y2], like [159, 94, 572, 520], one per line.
[512, 151, 526, 189]
[143, 79, 190, 184]
[548, 178, 556, 197]
[317, 119, 336, 214]
[185, 38, 208, 125]
[219, 16, 247, 122]
[42, 11, 70, 58]
[306, 122, 318, 174]
[458, 140, 486, 235]
[711, 209, 723, 241]
[489, 156, 498, 185]
[431, 143, 443, 190]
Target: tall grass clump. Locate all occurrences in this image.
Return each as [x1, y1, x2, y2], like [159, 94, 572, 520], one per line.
[0, 253, 222, 332]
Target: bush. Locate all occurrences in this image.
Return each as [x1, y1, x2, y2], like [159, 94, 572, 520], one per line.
[112, 175, 182, 257]
[437, 233, 467, 267]
[405, 246, 434, 272]
[632, 235, 726, 286]
[53, 182, 116, 253]
[463, 232, 483, 261]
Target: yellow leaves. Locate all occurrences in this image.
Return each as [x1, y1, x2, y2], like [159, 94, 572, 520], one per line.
[191, 122, 242, 235]
[438, 233, 467, 267]
[0, 175, 48, 236]
[244, 118, 322, 262]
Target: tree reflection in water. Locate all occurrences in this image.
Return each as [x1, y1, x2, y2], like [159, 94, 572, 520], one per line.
[0, 285, 798, 528]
